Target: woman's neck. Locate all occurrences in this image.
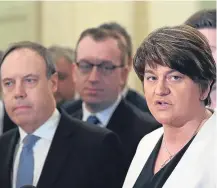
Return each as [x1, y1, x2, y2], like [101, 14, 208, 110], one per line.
[162, 108, 212, 153]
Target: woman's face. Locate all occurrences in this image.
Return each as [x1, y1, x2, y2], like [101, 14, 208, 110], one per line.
[143, 64, 208, 126]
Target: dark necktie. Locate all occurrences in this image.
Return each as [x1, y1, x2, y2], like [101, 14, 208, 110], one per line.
[86, 115, 100, 125]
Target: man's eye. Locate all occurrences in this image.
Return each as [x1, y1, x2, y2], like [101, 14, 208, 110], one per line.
[103, 65, 114, 70]
[79, 62, 92, 69]
[24, 78, 37, 84]
[4, 81, 13, 87]
[81, 64, 91, 69]
[58, 74, 67, 80]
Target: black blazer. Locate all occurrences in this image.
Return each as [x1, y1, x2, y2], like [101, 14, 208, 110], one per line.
[63, 99, 161, 173]
[2, 109, 16, 133]
[0, 109, 125, 188]
[125, 88, 150, 113]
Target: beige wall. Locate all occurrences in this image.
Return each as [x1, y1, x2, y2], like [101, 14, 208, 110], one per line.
[0, 1, 215, 93]
[0, 1, 40, 50]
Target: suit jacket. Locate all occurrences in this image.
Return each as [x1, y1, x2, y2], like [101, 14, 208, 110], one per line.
[122, 112, 216, 188]
[63, 99, 161, 174]
[125, 89, 150, 113]
[0, 109, 125, 188]
[2, 109, 16, 133]
[0, 100, 16, 134]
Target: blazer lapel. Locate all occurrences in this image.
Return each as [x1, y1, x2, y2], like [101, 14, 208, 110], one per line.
[3, 109, 16, 133]
[1, 129, 19, 188]
[122, 128, 163, 188]
[72, 109, 83, 120]
[36, 111, 75, 188]
[163, 112, 216, 188]
[107, 100, 127, 134]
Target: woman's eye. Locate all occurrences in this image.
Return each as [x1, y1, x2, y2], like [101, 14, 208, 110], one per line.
[170, 75, 182, 81]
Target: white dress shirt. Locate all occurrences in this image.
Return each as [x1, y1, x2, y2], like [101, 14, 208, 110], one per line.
[121, 86, 129, 98]
[82, 95, 122, 128]
[12, 108, 61, 188]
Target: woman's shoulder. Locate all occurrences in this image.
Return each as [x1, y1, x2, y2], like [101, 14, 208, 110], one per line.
[122, 127, 164, 188]
[133, 127, 163, 160]
[138, 127, 164, 149]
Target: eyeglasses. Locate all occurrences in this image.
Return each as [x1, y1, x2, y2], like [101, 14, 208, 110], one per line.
[76, 60, 125, 75]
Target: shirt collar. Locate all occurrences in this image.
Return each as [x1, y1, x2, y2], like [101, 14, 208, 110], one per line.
[121, 86, 129, 98]
[82, 95, 122, 127]
[18, 108, 61, 144]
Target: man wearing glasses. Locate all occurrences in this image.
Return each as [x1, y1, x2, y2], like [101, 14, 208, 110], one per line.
[63, 27, 160, 175]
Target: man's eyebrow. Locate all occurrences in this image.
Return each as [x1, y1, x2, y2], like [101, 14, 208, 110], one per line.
[2, 78, 13, 82]
[23, 74, 39, 78]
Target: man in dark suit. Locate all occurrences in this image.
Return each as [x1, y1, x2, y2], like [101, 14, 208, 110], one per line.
[2, 108, 16, 133]
[63, 27, 160, 174]
[48, 45, 76, 106]
[0, 41, 124, 188]
[99, 22, 150, 113]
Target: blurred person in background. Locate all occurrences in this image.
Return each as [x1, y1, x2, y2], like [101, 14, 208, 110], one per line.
[185, 9, 216, 109]
[48, 45, 76, 106]
[99, 22, 150, 113]
[122, 25, 216, 188]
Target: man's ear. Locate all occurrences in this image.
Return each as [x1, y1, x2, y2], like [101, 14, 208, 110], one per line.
[72, 63, 77, 83]
[120, 65, 130, 88]
[127, 56, 133, 71]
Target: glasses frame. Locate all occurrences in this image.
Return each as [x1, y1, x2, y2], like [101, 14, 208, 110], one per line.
[76, 60, 125, 75]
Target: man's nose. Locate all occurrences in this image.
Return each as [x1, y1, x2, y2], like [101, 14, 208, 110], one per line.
[14, 83, 27, 99]
[88, 66, 101, 82]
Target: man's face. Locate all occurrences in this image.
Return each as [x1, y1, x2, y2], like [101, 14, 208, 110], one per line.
[54, 57, 75, 103]
[1, 48, 58, 130]
[199, 28, 216, 108]
[73, 36, 127, 109]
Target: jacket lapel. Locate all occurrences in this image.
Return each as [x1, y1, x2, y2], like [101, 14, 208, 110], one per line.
[163, 112, 216, 188]
[72, 109, 83, 120]
[36, 111, 75, 188]
[1, 129, 19, 188]
[3, 109, 16, 133]
[122, 128, 163, 188]
[107, 99, 128, 134]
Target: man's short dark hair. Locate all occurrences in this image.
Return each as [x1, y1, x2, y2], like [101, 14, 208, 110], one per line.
[0, 41, 56, 78]
[185, 9, 216, 29]
[133, 25, 216, 106]
[75, 27, 127, 65]
[99, 22, 132, 59]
